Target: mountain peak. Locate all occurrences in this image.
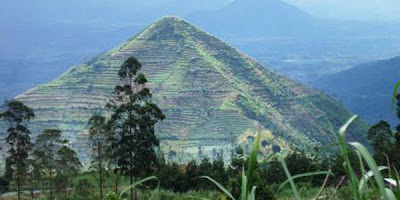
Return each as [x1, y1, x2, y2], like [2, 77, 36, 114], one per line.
[156, 15, 185, 23]
[4, 16, 368, 162]
[137, 15, 195, 41]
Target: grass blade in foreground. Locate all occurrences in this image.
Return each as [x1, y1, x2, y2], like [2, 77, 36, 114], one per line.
[358, 166, 389, 193]
[350, 142, 394, 200]
[278, 153, 301, 200]
[338, 115, 361, 200]
[246, 127, 261, 192]
[119, 176, 159, 199]
[241, 168, 248, 200]
[278, 171, 332, 192]
[199, 128, 272, 200]
[199, 176, 236, 200]
[248, 186, 257, 200]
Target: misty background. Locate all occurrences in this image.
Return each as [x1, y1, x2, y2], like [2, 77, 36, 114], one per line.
[1, 0, 400, 125]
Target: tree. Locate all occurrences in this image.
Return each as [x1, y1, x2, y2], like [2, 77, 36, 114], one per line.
[0, 177, 9, 195]
[185, 160, 198, 191]
[156, 163, 186, 192]
[56, 145, 82, 200]
[88, 114, 108, 200]
[367, 120, 394, 163]
[211, 158, 228, 188]
[105, 130, 122, 194]
[228, 146, 245, 176]
[197, 157, 214, 190]
[0, 100, 35, 200]
[397, 94, 400, 133]
[32, 129, 66, 200]
[395, 94, 400, 147]
[107, 57, 165, 200]
[26, 158, 40, 200]
[73, 179, 95, 200]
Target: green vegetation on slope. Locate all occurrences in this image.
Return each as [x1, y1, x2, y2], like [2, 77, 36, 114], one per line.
[1, 16, 368, 163]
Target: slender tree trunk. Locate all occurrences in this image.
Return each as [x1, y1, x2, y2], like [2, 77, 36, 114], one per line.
[98, 144, 103, 200]
[130, 162, 133, 200]
[49, 168, 53, 200]
[115, 171, 119, 194]
[134, 187, 138, 200]
[63, 177, 68, 200]
[64, 186, 67, 200]
[30, 176, 34, 200]
[129, 104, 134, 200]
[64, 181, 67, 200]
[17, 171, 21, 200]
[49, 152, 53, 200]
[17, 149, 21, 200]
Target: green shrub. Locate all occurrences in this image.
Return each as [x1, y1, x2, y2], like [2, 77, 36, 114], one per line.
[104, 192, 122, 200]
[0, 177, 9, 194]
[72, 178, 97, 200]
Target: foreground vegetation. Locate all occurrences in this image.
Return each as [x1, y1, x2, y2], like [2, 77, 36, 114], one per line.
[1, 58, 400, 200]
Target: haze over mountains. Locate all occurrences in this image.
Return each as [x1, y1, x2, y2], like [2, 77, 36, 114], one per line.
[188, 0, 315, 37]
[283, 0, 400, 21]
[1, 0, 400, 101]
[315, 57, 400, 126]
[1, 17, 367, 161]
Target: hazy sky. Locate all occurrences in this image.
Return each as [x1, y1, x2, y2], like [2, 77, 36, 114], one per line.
[283, 0, 400, 21]
[1, 0, 399, 23]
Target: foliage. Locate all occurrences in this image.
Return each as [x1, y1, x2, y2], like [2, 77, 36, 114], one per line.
[200, 128, 274, 200]
[71, 179, 97, 200]
[104, 192, 122, 200]
[391, 81, 400, 116]
[107, 57, 165, 199]
[396, 93, 400, 135]
[366, 94, 400, 168]
[228, 146, 245, 176]
[56, 145, 82, 199]
[0, 176, 9, 194]
[0, 100, 34, 200]
[367, 120, 395, 162]
[156, 162, 186, 192]
[32, 129, 67, 200]
[88, 114, 109, 199]
[185, 160, 199, 189]
[282, 116, 397, 200]
[4, 17, 370, 160]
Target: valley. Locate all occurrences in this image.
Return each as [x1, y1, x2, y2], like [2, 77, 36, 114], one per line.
[1, 1, 400, 199]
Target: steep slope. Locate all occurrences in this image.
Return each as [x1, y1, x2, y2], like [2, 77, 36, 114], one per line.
[315, 56, 400, 126]
[1, 0, 233, 101]
[1, 17, 367, 161]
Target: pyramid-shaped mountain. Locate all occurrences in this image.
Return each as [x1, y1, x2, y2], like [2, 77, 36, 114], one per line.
[2, 16, 367, 159]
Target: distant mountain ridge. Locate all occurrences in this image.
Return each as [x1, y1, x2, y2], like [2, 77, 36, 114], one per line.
[1, 16, 368, 161]
[2, 0, 400, 102]
[188, 0, 315, 37]
[314, 56, 400, 126]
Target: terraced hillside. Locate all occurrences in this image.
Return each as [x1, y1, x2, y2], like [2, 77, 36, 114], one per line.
[1, 16, 368, 162]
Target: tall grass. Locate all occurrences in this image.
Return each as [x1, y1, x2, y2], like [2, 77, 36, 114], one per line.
[114, 81, 400, 199]
[201, 128, 330, 200]
[280, 115, 397, 200]
[200, 115, 399, 199]
[200, 128, 273, 200]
